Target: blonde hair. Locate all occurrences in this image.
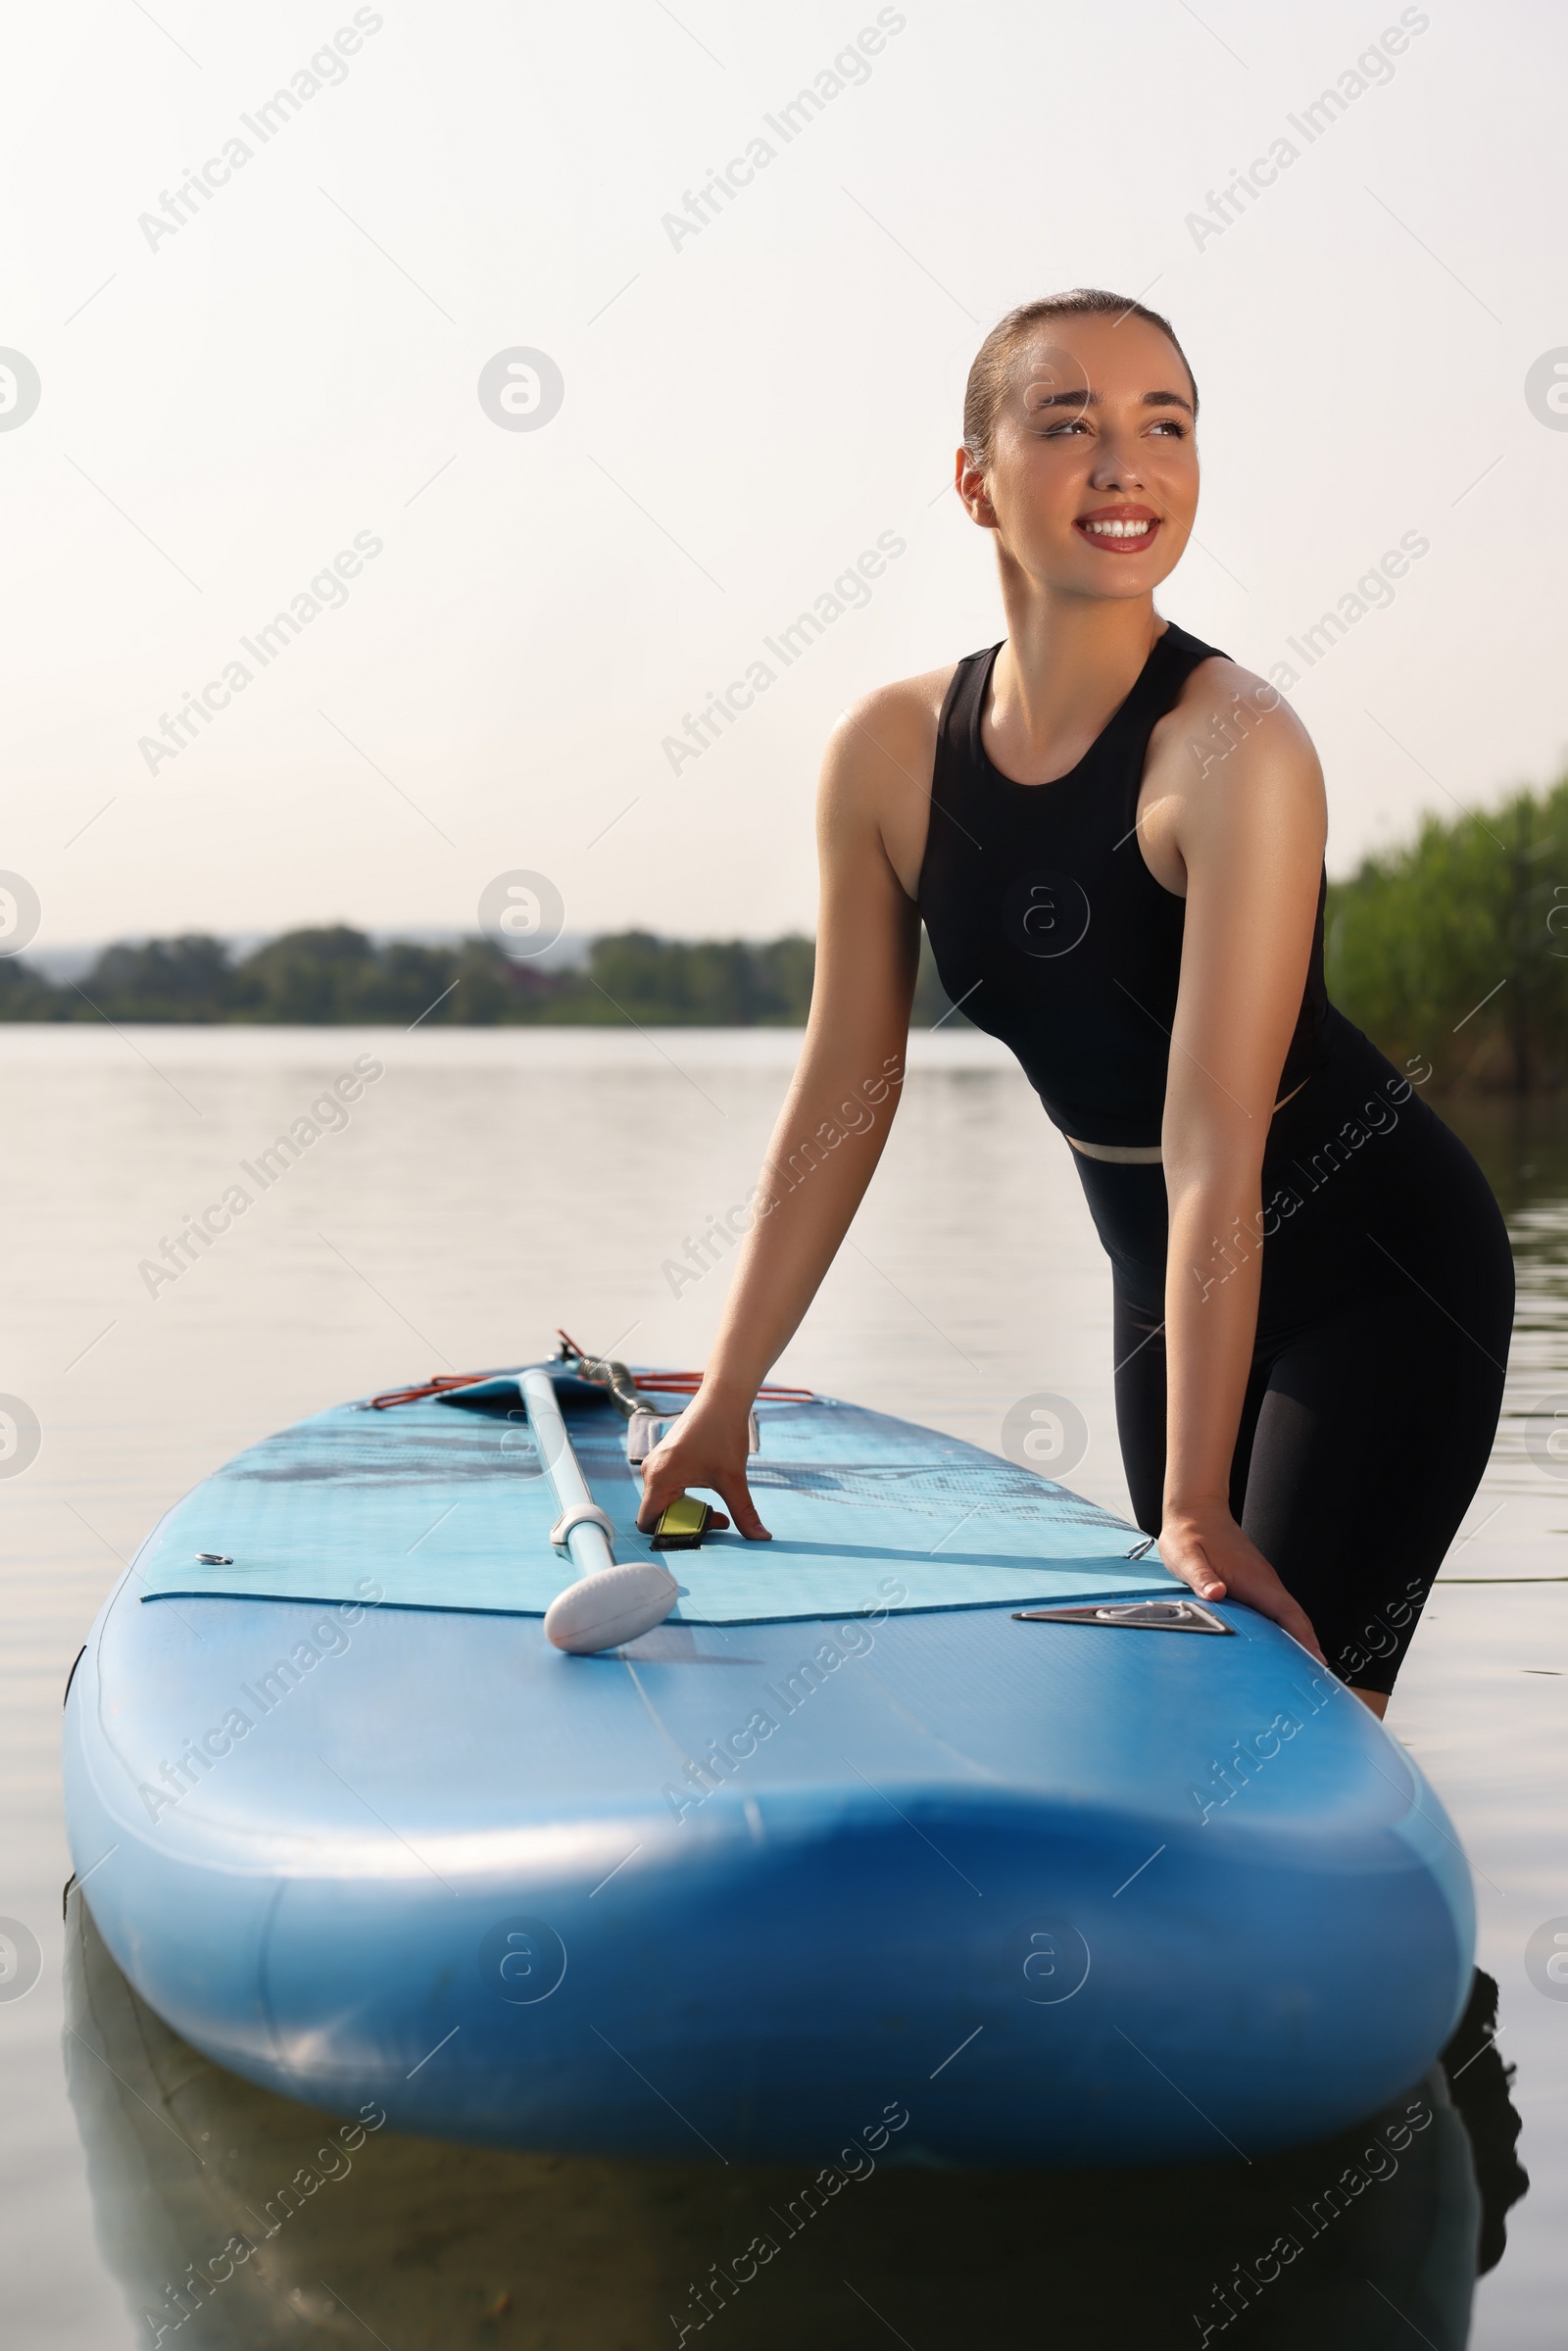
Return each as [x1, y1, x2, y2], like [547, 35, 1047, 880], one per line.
[962, 289, 1199, 469]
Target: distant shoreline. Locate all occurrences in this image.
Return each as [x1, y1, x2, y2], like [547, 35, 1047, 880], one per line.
[0, 925, 963, 1030]
[12, 766, 1568, 1084]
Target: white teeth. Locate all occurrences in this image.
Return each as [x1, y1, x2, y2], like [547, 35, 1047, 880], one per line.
[1084, 518, 1152, 537]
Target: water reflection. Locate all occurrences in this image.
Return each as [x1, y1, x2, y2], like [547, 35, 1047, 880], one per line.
[65, 1893, 1524, 2350]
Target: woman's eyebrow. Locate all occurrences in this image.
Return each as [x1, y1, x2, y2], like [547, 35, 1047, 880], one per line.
[1024, 387, 1194, 416]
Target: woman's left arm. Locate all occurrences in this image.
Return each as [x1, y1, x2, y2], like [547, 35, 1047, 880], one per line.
[1154, 668, 1328, 1660]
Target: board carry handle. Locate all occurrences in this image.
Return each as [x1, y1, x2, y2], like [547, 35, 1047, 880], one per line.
[624, 1406, 760, 1464]
[519, 1368, 615, 1581]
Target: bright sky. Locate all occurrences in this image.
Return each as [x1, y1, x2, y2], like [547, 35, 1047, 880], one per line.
[5, 0, 1565, 954]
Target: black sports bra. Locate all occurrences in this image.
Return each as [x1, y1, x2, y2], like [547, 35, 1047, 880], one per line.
[915, 623, 1329, 1149]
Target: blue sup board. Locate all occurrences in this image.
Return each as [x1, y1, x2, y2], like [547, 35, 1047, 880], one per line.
[62, 1362, 1474, 2169]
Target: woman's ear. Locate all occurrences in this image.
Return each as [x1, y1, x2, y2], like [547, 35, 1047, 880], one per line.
[956, 449, 997, 529]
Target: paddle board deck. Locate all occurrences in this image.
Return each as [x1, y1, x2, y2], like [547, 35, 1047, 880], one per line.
[63, 1365, 1473, 2168]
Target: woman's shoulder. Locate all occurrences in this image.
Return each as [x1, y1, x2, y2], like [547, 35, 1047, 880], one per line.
[1154, 643, 1318, 787]
[817, 661, 964, 893]
[1146, 642, 1325, 878]
[819, 661, 960, 810]
[837, 661, 962, 758]
[1162, 637, 1296, 725]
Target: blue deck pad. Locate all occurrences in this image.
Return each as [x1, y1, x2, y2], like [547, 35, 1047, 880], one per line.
[132, 1374, 1178, 1624]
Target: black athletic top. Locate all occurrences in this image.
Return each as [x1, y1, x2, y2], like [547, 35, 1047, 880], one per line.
[916, 622, 1330, 1149]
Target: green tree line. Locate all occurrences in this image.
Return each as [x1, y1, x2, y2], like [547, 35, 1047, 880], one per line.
[13, 775, 1562, 1071]
[0, 925, 961, 1028]
[1325, 780, 1568, 1090]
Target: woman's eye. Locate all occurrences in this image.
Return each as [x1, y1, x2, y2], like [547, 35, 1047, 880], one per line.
[1041, 417, 1091, 436]
[1150, 419, 1189, 437]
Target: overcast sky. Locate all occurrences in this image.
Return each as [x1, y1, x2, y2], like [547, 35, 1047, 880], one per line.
[5, 0, 1565, 953]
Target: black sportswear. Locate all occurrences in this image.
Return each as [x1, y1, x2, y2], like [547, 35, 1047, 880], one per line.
[916, 621, 1513, 1691]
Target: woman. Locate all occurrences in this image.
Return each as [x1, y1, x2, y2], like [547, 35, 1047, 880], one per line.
[638, 288, 1514, 1717]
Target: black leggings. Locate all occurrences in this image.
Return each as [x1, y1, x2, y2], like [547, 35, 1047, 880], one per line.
[1077, 1016, 1515, 1694]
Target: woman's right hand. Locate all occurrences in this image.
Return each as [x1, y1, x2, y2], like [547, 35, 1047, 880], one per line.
[636, 1392, 772, 1541]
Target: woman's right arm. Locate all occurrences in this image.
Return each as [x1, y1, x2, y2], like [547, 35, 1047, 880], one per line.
[635, 686, 933, 1538]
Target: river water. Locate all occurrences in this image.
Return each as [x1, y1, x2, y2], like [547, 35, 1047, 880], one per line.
[2, 1027, 1562, 2347]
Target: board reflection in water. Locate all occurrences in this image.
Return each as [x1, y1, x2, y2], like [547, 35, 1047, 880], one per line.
[64, 1892, 1523, 2349]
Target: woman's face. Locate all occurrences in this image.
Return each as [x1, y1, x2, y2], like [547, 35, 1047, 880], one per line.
[962, 314, 1200, 599]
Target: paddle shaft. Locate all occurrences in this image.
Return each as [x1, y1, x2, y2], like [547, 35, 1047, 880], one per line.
[519, 1369, 615, 1580]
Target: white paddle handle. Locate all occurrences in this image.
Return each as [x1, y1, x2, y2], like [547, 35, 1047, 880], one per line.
[520, 1368, 614, 1580]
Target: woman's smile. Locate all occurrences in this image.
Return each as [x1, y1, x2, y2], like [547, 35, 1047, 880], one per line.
[1074, 503, 1160, 551]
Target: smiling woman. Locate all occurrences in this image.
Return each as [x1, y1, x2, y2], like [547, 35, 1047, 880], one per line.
[637, 287, 1517, 1724]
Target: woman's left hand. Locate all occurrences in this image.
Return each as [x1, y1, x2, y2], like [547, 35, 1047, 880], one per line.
[1158, 1501, 1327, 1664]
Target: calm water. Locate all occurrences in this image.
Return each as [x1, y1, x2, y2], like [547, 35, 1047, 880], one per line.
[3, 1028, 1564, 2347]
